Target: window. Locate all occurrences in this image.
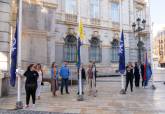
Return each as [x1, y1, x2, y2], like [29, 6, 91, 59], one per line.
[111, 39, 119, 62]
[111, 2, 120, 23]
[65, 0, 77, 14]
[90, 0, 100, 18]
[89, 37, 102, 62]
[64, 34, 77, 62]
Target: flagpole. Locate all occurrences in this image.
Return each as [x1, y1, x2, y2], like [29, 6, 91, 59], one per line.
[148, 0, 156, 89]
[120, 0, 124, 89]
[119, 0, 125, 94]
[16, 0, 23, 109]
[77, 0, 83, 101]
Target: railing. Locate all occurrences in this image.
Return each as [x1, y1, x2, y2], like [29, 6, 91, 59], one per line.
[111, 22, 120, 30]
[65, 14, 78, 23]
[90, 18, 101, 25]
[134, 0, 146, 4]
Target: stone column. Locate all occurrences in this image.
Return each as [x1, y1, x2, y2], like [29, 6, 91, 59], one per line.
[46, 7, 57, 66]
[0, 0, 11, 97]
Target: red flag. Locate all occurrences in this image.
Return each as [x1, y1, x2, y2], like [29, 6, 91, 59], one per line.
[143, 52, 147, 81]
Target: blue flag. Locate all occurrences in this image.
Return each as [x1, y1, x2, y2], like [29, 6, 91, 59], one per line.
[77, 38, 81, 69]
[144, 52, 152, 86]
[10, 24, 18, 87]
[119, 30, 125, 74]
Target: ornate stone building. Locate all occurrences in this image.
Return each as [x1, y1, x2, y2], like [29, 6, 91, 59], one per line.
[154, 28, 165, 67]
[0, 0, 151, 81]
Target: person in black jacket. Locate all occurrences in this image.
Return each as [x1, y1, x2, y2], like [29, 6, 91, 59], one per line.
[125, 62, 134, 92]
[134, 62, 140, 87]
[24, 64, 39, 108]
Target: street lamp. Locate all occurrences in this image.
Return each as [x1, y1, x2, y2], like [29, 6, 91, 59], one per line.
[132, 17, 146, 64]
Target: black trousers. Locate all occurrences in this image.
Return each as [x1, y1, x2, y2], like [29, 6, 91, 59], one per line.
[61, 78, 69, 94]
[125, 77, 133, 92]
[135, 76, 140, 87]
[25, 84, 37, 105]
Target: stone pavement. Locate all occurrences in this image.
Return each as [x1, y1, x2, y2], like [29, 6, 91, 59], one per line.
[0, 77, 165, 114]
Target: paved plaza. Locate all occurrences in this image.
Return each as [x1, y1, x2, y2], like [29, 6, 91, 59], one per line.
[0, 77, 165, 114]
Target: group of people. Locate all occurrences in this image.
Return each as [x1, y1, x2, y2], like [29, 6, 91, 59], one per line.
[125, 62, 152, 93]
[23, 61, 97, 108]
[23, 61, 151, 108]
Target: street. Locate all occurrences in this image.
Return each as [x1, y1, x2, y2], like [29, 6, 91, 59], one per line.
[0, 76, 165, 114]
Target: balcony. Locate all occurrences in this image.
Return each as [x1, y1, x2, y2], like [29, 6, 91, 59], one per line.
[134, 0, 146, 5]
[65, 14, 78, 23]
[90, 18, 101, 26]
[111, 22, 120, 31]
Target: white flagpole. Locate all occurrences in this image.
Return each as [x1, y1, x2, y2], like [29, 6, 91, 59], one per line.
[119, 0, 125, 94]
[16, 0, 23, 109]
[77, 0, 83, 101]
[147, 0, 156, 89]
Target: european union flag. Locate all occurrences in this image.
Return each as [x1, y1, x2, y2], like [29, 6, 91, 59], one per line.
[119, 30, 125, 74]
[10, 24, 18, 87]
[77, 38, 81, 69]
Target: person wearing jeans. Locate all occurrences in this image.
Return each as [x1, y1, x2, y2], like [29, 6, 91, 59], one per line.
[60, 61, 70, 94]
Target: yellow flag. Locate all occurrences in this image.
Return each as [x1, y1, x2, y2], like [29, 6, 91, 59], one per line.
[78, 19, 85, 40]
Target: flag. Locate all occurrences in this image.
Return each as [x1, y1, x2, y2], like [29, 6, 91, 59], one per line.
[10, 23, 18, 87]
[76, 38, 81, 69]
[143, 53, 147, 81]
[119, 30, 125, 74]
[78, 19, 85, 40]
[143, 52, 152, 86]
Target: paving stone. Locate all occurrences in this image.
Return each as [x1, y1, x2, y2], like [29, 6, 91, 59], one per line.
[0, 77, 165, 114]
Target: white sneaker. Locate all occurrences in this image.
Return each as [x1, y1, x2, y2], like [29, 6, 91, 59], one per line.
[24, 105, 29, 109]
[32, 104, 35, 108]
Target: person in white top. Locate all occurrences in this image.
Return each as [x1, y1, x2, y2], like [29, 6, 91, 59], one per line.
[36, 63, 43, 100]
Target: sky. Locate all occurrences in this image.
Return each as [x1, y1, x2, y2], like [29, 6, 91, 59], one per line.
[150, 0, 165, 37]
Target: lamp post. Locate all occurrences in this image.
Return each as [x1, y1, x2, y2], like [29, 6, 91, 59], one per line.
[132, 17, 146, 64]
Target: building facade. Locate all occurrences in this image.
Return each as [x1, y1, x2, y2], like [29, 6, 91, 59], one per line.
[155, 28, 165, 67]
[0, 0, 151, 80]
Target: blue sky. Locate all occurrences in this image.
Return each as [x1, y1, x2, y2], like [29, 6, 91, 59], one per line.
[150, 0, 165, 24]
[150, 0, 165, 36]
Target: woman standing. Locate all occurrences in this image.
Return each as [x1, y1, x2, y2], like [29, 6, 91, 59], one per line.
[125, 62, 134, 92]
[24, 64, 39, 108]
[36, 63, 43, 100]
[87, 64, 96, 96]
[51, 62, 59, 96]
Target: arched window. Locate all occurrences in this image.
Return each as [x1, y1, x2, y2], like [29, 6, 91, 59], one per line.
[111, 39, 119, 62]
[64, 34, 77, 62]
[89, 37, 102, 62]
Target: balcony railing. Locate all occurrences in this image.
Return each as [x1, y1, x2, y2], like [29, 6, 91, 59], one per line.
[111, 22, 120, 30]
[90, 18, 101, 25]
[65, 14, 78, 23]
[134, 0, 146, 4]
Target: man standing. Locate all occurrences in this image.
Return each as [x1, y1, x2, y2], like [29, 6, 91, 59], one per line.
[134, 62, 140, 87]
[60, 61, 70, 94]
